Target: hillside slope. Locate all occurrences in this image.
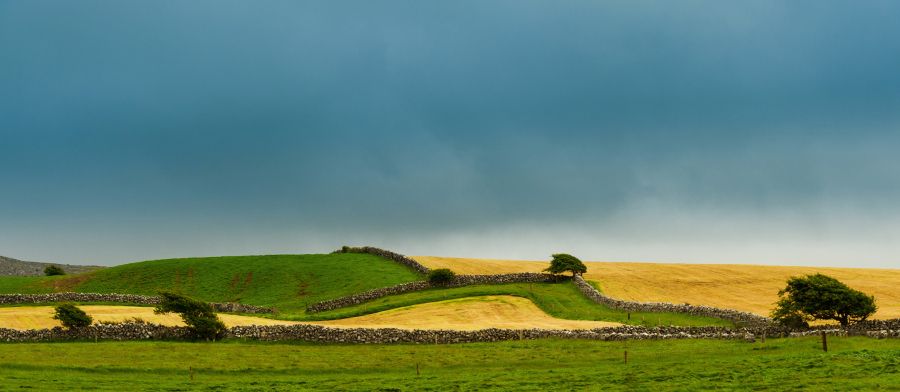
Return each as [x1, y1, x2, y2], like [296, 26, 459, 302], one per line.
[414, 256, 900, 319]
[0, 255, 102, 276]
[0, 254, 423, 313]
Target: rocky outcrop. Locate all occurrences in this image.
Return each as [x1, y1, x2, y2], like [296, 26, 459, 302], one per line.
[306, 273, 568, 313]
[0, 293, 273, 314]
[572, 275, 771, 327]
[0, 255, 102, 276]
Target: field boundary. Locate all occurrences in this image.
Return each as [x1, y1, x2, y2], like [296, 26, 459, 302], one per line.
[306, 273, 568, 313]
[0, 293, 273, 314]
[333, 246, 431, 274]
[1, 321, 897, 343]
[572, 276, 771, 327]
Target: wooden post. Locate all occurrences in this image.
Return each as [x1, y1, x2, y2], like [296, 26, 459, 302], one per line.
[624, 350, 628, 364]
[821, 331, 828, 352]
[189, 366, 194, 381]
[416, 362, 420, 376]
[627, 312, 630, 321]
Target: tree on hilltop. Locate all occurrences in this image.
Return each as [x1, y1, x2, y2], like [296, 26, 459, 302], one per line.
[771, 273, 876, 328]
[544, 253, 587, 276]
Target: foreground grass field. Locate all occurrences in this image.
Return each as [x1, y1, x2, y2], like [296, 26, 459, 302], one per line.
[0, 254, 422, 313]
[302, 282, 732, 327]
[415, 256, 900, 318]
[0, 337, 896, 390]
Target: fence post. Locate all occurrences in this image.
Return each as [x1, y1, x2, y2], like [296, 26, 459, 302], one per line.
[821, 331, 828, 352]
[624, 350, 628, 364]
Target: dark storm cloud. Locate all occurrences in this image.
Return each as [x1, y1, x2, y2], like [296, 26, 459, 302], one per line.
[2, 1, 900, 265]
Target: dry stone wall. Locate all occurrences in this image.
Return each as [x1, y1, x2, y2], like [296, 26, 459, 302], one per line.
[0, 323, 759, 343]
[334, 246, 431, 274]
[572, 275, 771, 327]
[306, 273, 568, 313]
[0, 323, 192, 342]
[0, 293, 273, 314]
[1, 320, 896, 344]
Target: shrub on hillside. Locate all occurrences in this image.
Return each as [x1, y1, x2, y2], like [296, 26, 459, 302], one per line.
[427, 268, 456, 285]
[154, 292, 226, 340]
[53, 304, 92, 329]
[544, 254, 587, 276]
[44, 265, 66, 276]
[771, 274, 876, 327]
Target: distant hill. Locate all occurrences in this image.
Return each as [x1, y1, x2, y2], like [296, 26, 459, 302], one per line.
[0, 255, 103, 276]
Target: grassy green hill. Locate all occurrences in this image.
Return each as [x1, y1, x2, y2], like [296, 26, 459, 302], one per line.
[0, 254, 422, 313]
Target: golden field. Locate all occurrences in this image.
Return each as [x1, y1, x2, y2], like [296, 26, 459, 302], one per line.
[310, 296, 620, 330]
[0, 306, 301, 330]
[0, 296, 617, 331]
[414, 256, 900, 319]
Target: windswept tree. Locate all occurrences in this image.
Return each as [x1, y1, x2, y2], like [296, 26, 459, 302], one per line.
[771, 274, 876, 328]
[53, 304, 92, 329]
[544, 253, 587, 276]
[155, 292, 226, 340]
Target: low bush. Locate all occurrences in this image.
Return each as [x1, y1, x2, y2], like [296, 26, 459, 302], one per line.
[44, 265, 66, 276]
[427, 268, 456, 285]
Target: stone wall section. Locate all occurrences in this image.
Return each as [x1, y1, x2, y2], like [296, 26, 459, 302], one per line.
[306, 273, 568, 313]
[333, 246, 431, 275]
[0, 293, 273, 314]
[2, 322, 896, 343]
[572, 275, 771, 327]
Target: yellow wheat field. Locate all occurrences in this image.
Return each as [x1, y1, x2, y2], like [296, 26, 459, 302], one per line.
[0, 305, 303, 330]
[309, 296, 620, 330]
[414, 256, 900, 319]
[0, 296, 619, 331]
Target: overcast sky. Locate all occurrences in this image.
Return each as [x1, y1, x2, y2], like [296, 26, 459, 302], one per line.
[2, 1, 900, 267]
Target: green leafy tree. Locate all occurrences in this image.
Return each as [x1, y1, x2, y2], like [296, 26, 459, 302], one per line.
[544, 253, 587, 276]
[427, 268, 456, 285]
[771, 274, 876, 327]
[44, 265, 66, 276]
[53, 304, 92, 329]
[154, 292, 226, 340]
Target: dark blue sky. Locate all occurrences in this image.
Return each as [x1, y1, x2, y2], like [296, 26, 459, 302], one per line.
[2, 1, 900, 266]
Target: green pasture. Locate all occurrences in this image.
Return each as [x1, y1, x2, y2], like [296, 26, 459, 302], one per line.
[0, 336, 896, 390]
